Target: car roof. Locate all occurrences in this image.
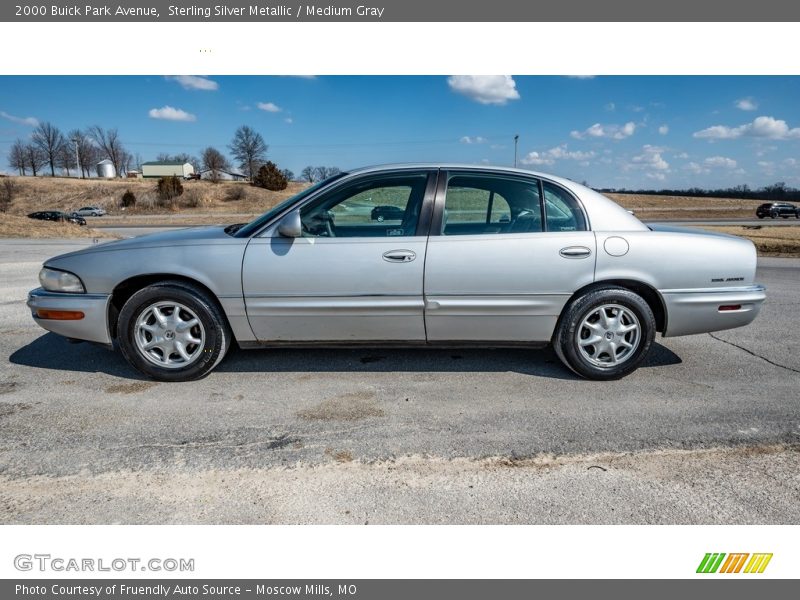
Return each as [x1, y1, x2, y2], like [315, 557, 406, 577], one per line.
[348, 162, 578, 185]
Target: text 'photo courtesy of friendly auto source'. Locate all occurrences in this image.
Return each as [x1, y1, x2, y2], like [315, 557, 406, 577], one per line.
[2, 75, 799, 525]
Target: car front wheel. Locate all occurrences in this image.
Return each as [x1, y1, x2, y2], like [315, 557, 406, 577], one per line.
[117, 281, 232, 381]
[553, 287, 656, 380]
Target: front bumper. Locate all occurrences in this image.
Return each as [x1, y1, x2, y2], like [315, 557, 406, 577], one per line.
[661, 284, 766, 337]
[27, 288, 112, 345]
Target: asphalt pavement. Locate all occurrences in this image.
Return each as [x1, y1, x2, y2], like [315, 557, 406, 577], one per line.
[0, 238, 798, 524]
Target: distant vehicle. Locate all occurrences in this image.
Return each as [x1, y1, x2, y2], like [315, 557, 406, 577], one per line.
[27, 211, 86, 226]
[756, 202, 799, 219]
[371, 205, 405, 222]
[72, 206, 107, 217]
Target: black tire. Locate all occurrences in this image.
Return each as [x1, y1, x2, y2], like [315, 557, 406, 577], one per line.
[553, 286, 656, 380]
[771, 212, 778, 219]
[757, 214, 764, 219]
[117, 281, 232, 382]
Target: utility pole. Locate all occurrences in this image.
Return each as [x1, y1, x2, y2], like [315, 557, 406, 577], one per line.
[72, 138, 82, 179]
[513, 134, 519, 168]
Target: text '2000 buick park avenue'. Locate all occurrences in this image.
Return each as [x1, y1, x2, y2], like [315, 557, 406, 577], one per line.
[27, 164, 766, 381]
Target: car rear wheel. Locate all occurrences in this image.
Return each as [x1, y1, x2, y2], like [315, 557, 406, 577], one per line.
[771, 211, 778, 219]
[117, 281, 231, 381]
[553, 287, 656, 380]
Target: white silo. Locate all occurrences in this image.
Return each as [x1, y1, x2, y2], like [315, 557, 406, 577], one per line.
[96, 159, 116, 178]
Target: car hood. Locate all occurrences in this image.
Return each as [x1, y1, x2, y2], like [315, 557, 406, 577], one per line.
[45, 225, 243, 262]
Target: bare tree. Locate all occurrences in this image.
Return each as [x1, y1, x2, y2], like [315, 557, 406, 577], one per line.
[68, 129, 98, 178]
[301, 166, 316, 182]
[32, 121, 66, 177]
[23, 143, 46, 177]
[8, 139, 27, 175]
[201, 147, 230, 183]
[56, 144, 76, 177]
[281, 168, 295, 182]
[229, 125, 267, 180]
[87, 126, 126, 176]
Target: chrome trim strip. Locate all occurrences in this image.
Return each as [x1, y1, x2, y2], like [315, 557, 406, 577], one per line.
[660, 284, 766, 295]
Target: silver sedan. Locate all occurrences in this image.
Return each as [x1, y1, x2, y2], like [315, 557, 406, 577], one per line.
[28, 164, 766, 381]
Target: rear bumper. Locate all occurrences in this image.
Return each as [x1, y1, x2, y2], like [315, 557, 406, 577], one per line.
[661, 284, 766, 337]
[27, 288, 112, 345]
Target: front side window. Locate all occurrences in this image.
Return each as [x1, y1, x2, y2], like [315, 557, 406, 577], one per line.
[300, 173, 429, 238]
[442, 174, 542, 235]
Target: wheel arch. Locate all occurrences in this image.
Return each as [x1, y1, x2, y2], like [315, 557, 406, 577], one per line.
[108, 273, 233, 341]
[557, 279, 667, 336]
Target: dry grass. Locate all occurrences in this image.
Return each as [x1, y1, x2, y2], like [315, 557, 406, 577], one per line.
[607, 193, 765, 220]
[3, 176, 305, 217]
[690, 225, 800, 256]
[0, 214, 118, 239]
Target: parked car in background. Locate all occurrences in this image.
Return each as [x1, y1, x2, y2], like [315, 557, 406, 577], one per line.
[72, 206, 107, 217]
[27, 164, 765, 382]
[756, 202, 799, 219]
[27, 211, 86, 226]
[371, 205, 405, 222]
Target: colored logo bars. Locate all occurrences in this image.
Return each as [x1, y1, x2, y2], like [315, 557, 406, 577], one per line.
[696, 553, 773, 574]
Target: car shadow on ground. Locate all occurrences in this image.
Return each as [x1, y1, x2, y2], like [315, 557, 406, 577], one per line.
[9, 333, 682, 382]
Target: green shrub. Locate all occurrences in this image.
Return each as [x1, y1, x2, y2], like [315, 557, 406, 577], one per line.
[252, 161, 288, 191]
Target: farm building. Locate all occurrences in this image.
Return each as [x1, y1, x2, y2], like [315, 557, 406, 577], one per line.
[141, 161, 195, 179]
[198, 168, 248, 181]
[96, 159, 116, 178]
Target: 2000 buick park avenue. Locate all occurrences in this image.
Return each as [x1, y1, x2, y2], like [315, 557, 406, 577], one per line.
[28, 164, 766, 381]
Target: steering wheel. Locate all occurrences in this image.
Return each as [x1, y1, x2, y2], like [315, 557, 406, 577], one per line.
[301, 210, 336, 237]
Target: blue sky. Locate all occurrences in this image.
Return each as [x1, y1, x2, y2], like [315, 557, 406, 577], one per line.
[1, 75, 799, 188]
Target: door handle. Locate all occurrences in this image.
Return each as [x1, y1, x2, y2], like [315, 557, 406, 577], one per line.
[559, 246, 592, 259]
[382, 249, 416, 263]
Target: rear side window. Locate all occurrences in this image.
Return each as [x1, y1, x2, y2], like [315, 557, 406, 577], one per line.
[443, 174, 542, 235]
[543, 182, 587, 232]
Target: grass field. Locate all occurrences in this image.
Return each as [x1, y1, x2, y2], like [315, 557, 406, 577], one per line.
[2, 176, 303, 217]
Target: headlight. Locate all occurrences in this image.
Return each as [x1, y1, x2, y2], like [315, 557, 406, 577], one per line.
[38, 267, 85, 293]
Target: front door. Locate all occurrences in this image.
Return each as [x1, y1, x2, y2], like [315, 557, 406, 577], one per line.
[242, 170, 435, 342]
[423, 171, 596, 342]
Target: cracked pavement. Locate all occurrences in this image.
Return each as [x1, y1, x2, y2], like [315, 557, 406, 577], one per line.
[0, 240, 799, 524]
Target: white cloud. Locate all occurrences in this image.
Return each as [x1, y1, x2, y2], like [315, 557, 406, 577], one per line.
[704, 156, 737, 169]
[631, 145, 670, 171]
[686, 162, 709, 175]
[284, 117, 293, 124]
[604, 102, 615, 111]
[0, 111, 39, 127]
[658, 124, 669, 135]
[674, 152, 690, 159]
[783, 158, 798, 167]
[646, 172, 667, 181]
[257, 102, 282, 113]
[735, 97, 758, 111]
[520, 144, 595, 166]
[460, 135, 487, 144]
[571, 121, 636, 140]
[447, 75, 520, 105]
[566, 75, 596, 79]
[165, 75, 218, 91]
[693, 115, 800, 140]
[148, 105, 196, 122]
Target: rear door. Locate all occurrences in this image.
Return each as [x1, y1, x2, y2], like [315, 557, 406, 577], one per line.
[423, 170, 596, 342]
[242, 170, 436, 342]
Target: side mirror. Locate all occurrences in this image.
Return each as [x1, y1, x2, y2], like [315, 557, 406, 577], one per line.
[277, 210, 302, 238]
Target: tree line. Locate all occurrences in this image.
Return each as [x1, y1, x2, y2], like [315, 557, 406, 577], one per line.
[7, 122, 340, 184]
[597, 183, 800, 202]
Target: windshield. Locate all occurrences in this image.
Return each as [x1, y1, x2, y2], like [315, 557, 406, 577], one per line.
[233, 173, 348, 237]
